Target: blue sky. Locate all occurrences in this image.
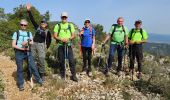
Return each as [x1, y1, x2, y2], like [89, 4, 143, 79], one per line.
[0, 0, 170, 34]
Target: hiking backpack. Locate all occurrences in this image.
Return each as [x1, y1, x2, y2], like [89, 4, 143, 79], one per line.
[16, 30, 30, 45]
[110, 24, 126, 42]
[80, 26, 94, 40]
[55, 22, 72, 44]
[111, 24, 126, 37]
[129, 28, 143, 40]
[57, 22, 72, 36]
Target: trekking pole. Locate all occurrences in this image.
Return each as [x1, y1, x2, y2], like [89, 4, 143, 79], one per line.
[26, 39, 34, 89]
[123, 47, 127, 72]
[103, 45, 108, 68]
[98, 44, 104, 68]
[64, 43, 69, 79]
[130, 45, 134, 81]
[64, 43, 67, 79]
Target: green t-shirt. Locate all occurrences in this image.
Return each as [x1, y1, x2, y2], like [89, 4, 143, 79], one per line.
[128, 29, 148, 42]
[54, 22, 75, 45]
[109, 25, 128, 44]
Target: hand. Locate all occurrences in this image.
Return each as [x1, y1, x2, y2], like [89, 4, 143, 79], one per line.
[61, 38, 69, 43]
[79, 31, 83, 35]
[135, 41, 141, 44]
[129, 40, 135, 44]
[125, 44, 129, 49]
[24, 48, 29, 51]
[141, 40, 147, 43]
[22, 41, 28, 46]
[26, 3, 32, 11]
[92, 44, 95, 51]
[20, 47, 29, 51]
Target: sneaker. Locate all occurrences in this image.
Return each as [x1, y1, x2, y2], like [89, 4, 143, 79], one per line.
[40, 73, 46, 82]
[70, 75, 78, 82]
[129, 69, 135, 80]
[60, 74, 65, 80]
[82, 67, 87, 72]
[86, 70, 92, 77]
[19, 86, 24, 91]
[116, 71, 121, 77]
[137, 72, 142, 79]
[104, 69, 109, 77]
[37, 79, 43, 86]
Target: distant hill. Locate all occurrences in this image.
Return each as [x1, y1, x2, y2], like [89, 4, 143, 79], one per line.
[143, 42, 170, 56]
[143, 33, 170, 56]
[148, 33, 170, 43]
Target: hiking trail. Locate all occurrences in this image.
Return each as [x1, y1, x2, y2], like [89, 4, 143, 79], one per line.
[0, 53, 41, 100]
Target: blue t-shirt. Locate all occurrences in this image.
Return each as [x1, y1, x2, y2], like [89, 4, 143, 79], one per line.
[81, 27, 95, 47]
[12, 30, 33, 48]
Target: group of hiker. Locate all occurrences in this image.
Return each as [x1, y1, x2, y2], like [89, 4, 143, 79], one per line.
[11, 4, 148, 91]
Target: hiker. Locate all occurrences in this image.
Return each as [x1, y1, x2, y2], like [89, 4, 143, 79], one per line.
[79, 19, 95, 76]
[102, 17, 129, 76]
[128, 20, 148, 79]
[12, 19, 43, 91]
[26, 4, 51, 81]
[53, 12, 78, 82]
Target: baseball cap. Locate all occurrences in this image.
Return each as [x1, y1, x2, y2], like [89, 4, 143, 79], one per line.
[61, 12, 68, 17]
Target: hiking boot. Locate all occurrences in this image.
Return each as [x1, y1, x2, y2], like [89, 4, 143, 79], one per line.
[82, 67, 87, 72]
[19, 86, 24, 91]
[61, 75, 65, 80]
[116, 71, 121, 77]
[37, 79, 43, 86]
[137, 72, 142, 79]
[40, 73, 46, 81]
[129, 69, 135, 80]
[104, 69, 109, 77]
[70, 75, 78, 82]
[86, 70, 92, 77]
[60, 72, 66, 80]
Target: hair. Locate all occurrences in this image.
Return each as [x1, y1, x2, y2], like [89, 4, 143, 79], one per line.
[135, 20, 142, 24]
[117, 17, 124, 21]
[20, 19, 28, 25]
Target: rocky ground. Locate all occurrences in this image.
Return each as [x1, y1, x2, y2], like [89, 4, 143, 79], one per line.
[0, 53, 163, 100]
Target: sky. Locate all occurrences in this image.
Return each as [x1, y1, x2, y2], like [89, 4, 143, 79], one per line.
[0, 0, 170, 35]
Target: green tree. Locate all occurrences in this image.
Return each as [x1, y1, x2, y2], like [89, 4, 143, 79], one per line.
[0, 5, 49, 52]
[92, 24, 106, 43]
[0, 8, 5, 20]
[44, 11, 50, 21]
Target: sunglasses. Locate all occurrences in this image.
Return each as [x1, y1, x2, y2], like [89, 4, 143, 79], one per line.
[85, 21, 90, 23]
[20, 24, 27, 26]
[118, 20, 124, 22]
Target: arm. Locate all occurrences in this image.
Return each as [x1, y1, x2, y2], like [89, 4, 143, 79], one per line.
[103, 34, 110, 44]
[27, 11, 39, 29]
[12, 40, 25, 50]
[53, 32, 61, 41]
[53, 24, 62, 41]
[26, 4, 39, 29]
[125, 35, 128, 44]
[69, 24, 76, 40]
[46, 31, 52, 49]
[69, 33, 75, 40]
[141, 29, 148, 43]
[103, 26, 113, 44]
[92, 28, 95, 49]
[124, 27, 129, 47]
